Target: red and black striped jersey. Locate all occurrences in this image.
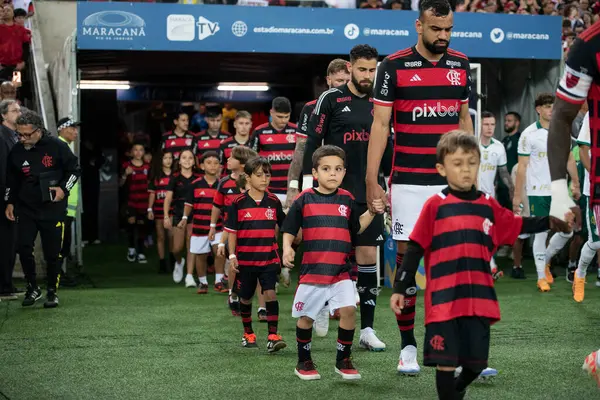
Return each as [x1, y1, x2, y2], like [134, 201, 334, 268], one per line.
[148, 171, 172, 218]
[123, 161, 150, 211]
[161, 131, 196, 160]
[167, 171, 201, 217]
[411, 188, 522, 325]
[213, 174, 242, 222]
[219, 135, 251, 165]
[186, 177, 221, 236]
[225, 192, 285, 268]
[296, 99, 317, 138]
[194, 130, 230, 163]
[556, 21, 600, 204]
[373, 46, 471, 186]
[251, 122, 298, 195]
[282, 188, 361, 285]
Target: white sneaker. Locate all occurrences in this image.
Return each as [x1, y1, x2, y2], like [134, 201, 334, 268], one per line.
[397, 345, 420, 375]
[455, 366, 498, 380]
[127, 248, 136, 263]
[281, 267, 291, 288]
[173, 259, 184, 283]
[137, 254, 147, 264]
[359, 327, 386, 351]
[353, 281, 360, 305]
[185, 274, 196, 288]
[314, 307, 330, 337]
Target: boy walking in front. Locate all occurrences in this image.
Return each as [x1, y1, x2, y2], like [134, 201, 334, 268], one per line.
[391, 130, 573, 399]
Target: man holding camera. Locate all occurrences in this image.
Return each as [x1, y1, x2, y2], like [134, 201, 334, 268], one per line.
[4, 109, 80, 308]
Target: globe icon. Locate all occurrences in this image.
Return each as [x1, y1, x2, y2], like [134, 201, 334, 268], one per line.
[232, 21, 248, 37]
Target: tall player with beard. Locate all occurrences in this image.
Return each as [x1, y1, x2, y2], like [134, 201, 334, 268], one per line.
[301, 44, 392, 351]
[366, 0, 477, 376]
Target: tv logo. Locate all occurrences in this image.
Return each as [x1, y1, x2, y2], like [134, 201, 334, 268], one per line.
[167, 15, 220, 41]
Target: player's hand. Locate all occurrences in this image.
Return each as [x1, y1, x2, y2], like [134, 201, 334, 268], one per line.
[217, 245, 226, 258]
[283, 247, 295, 268]
[512, 196, 523, 215]
[285, 188, 299, 210]
[372, 198, 385, 214]
[208, 227, 216, 241]
[125, 166, 133, 176]
[163, 216, 172, 230]
[571, 180, 581, 201]
[50, 187, 65, 202]
[390, 293, 405, 315]
[229, 257, 239, 273]
[367, 181, 387, 214]
[177, 218, 187, 229]
[5, 204, 15, 221]
[147, 211, 154, 221]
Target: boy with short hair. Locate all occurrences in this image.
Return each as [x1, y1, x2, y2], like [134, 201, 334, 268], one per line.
[209, 146, 258, 314]
[219, 110, 253, 167]
[184, 151, 227, 293]
[282, 145, 385, 381]
[120, 142, 150, 264]
[225, 157, 287, 352]
[391, 130, 573, 400]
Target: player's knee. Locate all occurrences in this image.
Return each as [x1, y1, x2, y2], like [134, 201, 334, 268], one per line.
[240, 298, 252, 305]
[298, 316, 314, 328]
[338, 306, 355, 322]
[396, 241, 408, 254]
[263, 289, 277, 301]
[355, 246, 377, 264]
[436, 365, 456, 372]
[127, 217, 135, 225]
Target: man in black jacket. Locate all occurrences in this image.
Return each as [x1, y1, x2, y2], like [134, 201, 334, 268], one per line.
[4, 109, 80, 308]
[0, 99, 20, 299]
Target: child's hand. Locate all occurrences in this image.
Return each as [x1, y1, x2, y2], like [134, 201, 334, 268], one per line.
[177, 218, 187, 229]
[217, 244, 226, 258]
[229, 256, 239, 273]
[208, 227, 216, 241]
[147, 211, 154, 221]
[390, 293, 405, 315]
[163, 216, 172, 230]
[283, 247, 295, 268]
[372, 198, 385, 214]
[550, 210, 577, 233]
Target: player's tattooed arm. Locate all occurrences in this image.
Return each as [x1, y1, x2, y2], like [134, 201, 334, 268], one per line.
[458, 103, 474, 134]
[548, 97, 582, 182]
[498, 165, 514, 199]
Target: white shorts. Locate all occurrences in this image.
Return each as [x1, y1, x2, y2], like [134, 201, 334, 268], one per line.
[274, 193, 286, 204]
[390, 184, 446, 241]
[190, 232, 223, 255]
[291, 280, 356, 320]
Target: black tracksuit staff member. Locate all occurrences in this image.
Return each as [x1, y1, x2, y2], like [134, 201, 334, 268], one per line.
[4, 109, 80, 309]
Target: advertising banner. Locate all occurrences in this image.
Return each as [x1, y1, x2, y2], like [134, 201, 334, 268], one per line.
[77, 2, 562, 59]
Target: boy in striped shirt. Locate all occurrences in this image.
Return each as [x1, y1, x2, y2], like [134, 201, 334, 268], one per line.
[225, 157, 286, 352]
[282, 145, 385, 381]
[392, 130, 573, 400]
[184, 151, 226, 293]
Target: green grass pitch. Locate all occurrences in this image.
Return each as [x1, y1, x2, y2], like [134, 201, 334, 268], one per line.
[0, 243, 599, 399]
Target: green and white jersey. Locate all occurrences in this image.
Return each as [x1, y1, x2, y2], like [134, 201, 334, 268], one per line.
[478, 138, 507, 197]
[577, 112, 590, 197]
[518, 121, 551, 197]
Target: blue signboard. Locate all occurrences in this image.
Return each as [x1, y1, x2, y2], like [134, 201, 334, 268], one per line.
[77, 2, 562, 60]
